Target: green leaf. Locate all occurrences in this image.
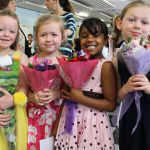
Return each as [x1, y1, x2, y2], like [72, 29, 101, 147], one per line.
[140, 38, 143, 45]
[68, 55, 72, 60]
[128, 38, 131, 43]
[145, 41, 150, 45]
[28, 63, 34, 68]
[73, 53, 77, 58]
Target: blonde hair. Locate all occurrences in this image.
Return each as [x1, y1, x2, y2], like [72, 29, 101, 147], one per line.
[115, 1, 150, 43]
[112, 14, 123, 46]
[0, 9, 19, 51]
[35, 14, 64, 39]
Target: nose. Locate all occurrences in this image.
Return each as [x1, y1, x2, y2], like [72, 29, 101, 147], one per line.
[44, 1, 47, 5]
[87, 35, 94, 43]
[134, 21, 141, 29]
[4, 30, 9, 37]
[46, 35, 52, 42]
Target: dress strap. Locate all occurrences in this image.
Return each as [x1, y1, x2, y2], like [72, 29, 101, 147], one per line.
[32, 54, 39, 65]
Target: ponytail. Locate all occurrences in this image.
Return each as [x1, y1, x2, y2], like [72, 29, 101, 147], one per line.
[59, 0, 75, 15]
[111, 14, 123, 46]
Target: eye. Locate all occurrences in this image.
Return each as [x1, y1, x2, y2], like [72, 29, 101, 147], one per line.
[52, 33, 57, 36]
[0, 28, 3, 31]
[93, 34, 100, 37]
[41, 34, 46, 37]
[142, 21, 148, 25]
[10, 30, 15, 33]
[129, 18, 134, 22]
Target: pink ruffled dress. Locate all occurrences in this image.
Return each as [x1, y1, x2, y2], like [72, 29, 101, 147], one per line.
[27, 54, 64, 150]
[55, 59, 115, 150]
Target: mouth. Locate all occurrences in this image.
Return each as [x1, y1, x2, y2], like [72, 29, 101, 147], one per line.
[131, 31, 141, 36]
[85, 45, 96, 50]
[1, 39, 10, 42]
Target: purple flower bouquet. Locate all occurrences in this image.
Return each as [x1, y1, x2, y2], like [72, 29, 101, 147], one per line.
[112, 38, 150, 133]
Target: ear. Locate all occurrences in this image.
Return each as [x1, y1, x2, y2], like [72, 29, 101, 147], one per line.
[116, 18, 122, 30]
[104, 37, 108, 46]
[61, 34, 65, 43]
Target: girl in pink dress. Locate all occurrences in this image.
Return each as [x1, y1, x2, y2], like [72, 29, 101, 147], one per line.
[27, 14, 66, 150]
[54, 18, 118, 150]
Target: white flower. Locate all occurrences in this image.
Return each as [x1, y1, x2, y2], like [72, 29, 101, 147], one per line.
[45, 125, 51, 138]
[28, 125, 37, 144]
[29, 145, 36, 150]
[8, 134, 15, 142]
[29, 107, 35, 118]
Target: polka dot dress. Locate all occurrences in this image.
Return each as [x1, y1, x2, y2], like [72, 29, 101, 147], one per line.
[55, 59, 115, 150]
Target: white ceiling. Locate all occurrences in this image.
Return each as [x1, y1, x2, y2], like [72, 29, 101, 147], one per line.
[16, 0, 135, 23]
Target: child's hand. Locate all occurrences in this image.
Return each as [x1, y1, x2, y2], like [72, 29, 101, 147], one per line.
[38, 89, 62, 105]
[0, 110, 11, 127]
[62, 88, 84, 102]
[0, 88, 14, 110]
[124, 76, 135, 93]
[130, 74, 150, 94]
[33, 92, 45, 106]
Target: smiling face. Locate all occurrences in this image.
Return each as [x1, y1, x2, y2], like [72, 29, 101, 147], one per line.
[80, 26, 107, 59]
[117, 6, 150, 42]
[7, 0, 16, 12]
[36, 21, 64, 55]
[0, 16, 18, 50]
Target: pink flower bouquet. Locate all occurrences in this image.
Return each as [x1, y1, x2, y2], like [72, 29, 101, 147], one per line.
[56, 50, 99, 134]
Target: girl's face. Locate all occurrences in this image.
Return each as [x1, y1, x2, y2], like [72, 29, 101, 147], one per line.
[36, 21, 64, 54]
[80, 26, 107, 59]
[45, 0, 56, 11]
[117, 6, 150, 42]
[0, 16, 18, 50]
[7, 0, 16, 12]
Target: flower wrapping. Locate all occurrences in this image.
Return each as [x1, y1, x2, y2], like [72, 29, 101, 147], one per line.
[56, 50, 99, 134]
[111, 39, 150, 134]
[22, 58, 63, 150]
[0, 51, 21, 150]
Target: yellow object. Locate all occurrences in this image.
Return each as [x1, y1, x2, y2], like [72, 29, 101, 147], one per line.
[13, 51, 21, 61]
[0, 105, 28, 150]
[14, 92, 27, 106]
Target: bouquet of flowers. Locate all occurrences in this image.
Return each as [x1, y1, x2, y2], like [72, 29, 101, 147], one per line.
[56, 50, 99, 134]
[0, 51, 21, 150]
[112, 38, 150, 133]
[22, 58, 63, 150]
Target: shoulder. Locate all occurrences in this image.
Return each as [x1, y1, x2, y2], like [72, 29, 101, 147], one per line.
[101, 60, 114, 72]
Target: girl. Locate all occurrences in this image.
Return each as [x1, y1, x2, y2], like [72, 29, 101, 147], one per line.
[45, 0, 76, 57]
[0, 9, 29, 150]
[0, 0, 31, 57]
[112, 1, 150, 150]
[27, 14, 65, 150]
[54, 18, 117, 150]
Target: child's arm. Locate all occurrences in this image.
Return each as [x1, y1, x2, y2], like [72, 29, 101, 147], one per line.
[0, 110, 12, 127]
[50, 100, 64, 137]
[63, 61, 117, 112]
[16, 53, 29, 94]
[50, 84, 68, 137]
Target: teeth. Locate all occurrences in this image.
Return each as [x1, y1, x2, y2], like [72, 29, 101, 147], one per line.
[87, 46, 95, 49]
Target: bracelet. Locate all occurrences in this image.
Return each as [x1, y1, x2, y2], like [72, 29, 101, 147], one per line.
[13, 92, 27, 106]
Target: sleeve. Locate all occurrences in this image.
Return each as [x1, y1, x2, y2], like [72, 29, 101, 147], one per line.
[66, 13, 76, 38]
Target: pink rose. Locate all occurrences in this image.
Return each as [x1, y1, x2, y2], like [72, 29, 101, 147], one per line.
[146, 44, 150, 50]
[131, 39, 141, 47]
